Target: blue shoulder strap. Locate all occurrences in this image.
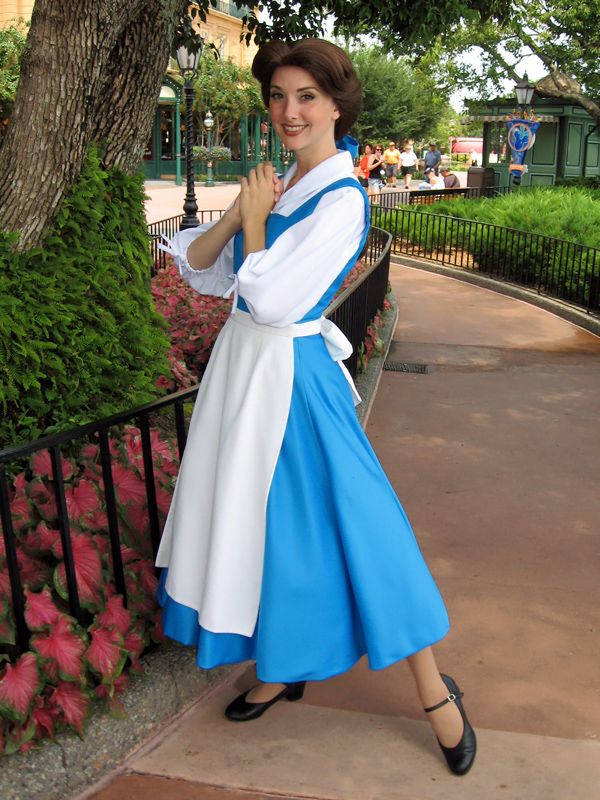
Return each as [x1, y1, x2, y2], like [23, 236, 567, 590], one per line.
[281, 177, 370, 230]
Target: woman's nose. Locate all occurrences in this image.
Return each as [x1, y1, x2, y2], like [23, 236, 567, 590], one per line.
[283, 98, 299, 119]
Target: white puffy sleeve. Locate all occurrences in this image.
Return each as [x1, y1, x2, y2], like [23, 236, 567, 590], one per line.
[158, 221, 235, 297]
[236, 187, 367, 327]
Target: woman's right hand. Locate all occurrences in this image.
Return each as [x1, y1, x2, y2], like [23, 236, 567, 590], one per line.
[240, 163, 276, 228]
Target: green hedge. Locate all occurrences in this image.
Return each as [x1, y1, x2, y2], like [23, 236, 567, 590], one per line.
[377, 187, 600, 309]
[0, 147, 170, 447]
[409, 186, 600, 248]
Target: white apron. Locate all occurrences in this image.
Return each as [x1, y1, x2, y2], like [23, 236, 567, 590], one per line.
[155, 310, 359, 636]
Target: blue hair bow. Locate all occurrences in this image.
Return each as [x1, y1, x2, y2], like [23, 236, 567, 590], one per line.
[335, 134, 359, 160]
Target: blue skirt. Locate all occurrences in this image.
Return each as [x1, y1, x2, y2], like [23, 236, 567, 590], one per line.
[158, 335, 449, 682]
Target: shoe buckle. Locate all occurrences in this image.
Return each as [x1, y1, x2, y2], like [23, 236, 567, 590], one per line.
[447, 692, 457, 703]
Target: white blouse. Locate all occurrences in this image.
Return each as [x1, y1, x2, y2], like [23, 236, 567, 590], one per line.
[161, 151, 367, 328]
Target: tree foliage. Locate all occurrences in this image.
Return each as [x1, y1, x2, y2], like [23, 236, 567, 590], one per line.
[350, 46, 454, 147]
[191, 51, 263, 145]
[0, 24, 26, 134]
[238, 0, 510, 48]
[417, 0, 600, 124]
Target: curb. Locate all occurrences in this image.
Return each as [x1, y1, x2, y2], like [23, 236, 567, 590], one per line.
[391, 254, 600, 338]
[356, 294, 399, 429]
[0, 300, 399, 800]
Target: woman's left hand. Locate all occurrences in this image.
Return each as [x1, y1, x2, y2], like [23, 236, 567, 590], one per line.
[240, 163, 276, 227]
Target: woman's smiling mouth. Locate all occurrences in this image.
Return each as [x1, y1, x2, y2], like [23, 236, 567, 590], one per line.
[282, 124, 308, 135]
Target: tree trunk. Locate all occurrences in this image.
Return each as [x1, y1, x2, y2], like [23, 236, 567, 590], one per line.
[0, 0, 181, 250]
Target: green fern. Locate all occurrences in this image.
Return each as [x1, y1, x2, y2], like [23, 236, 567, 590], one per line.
[0, 145, 170, 447]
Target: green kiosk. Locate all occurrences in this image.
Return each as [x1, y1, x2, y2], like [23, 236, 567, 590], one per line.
[474, 98, 600, 187]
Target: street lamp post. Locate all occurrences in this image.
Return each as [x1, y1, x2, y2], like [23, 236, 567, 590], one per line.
[204, 110, 215, 187]
[514, 73, 535, 110]
[175, 42, 203, 230]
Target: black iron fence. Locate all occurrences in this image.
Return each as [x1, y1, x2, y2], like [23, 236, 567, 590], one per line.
[328, 227, 392, 376]
[148, 212, 224, 274]
[0, 227, 391, 660]
[370, 206, 600, 315]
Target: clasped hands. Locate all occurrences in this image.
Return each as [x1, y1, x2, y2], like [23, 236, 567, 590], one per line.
[228, 163, 284, 230]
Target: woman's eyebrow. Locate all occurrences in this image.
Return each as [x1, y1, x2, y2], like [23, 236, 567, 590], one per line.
[270, 84, 319, 92]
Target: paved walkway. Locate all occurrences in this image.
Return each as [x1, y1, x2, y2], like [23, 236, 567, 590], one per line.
[80, 266, 600, 800]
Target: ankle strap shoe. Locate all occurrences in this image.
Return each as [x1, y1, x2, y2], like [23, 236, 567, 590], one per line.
[424, 673, 477, 776]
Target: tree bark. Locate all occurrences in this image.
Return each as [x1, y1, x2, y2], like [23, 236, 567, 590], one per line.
[0, 0, 181, 250]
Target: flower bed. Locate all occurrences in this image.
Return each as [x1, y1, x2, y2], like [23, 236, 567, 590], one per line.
[0, 427, 175, 755]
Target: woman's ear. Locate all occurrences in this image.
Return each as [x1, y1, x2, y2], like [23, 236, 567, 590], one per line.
[333, 108, 340, 120]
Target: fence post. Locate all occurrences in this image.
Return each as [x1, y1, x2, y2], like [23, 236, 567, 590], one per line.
[0, 466, 29, 654]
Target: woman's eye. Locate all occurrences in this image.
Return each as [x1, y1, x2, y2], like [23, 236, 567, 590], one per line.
[269, 92, 283, 100]
[300, 94, 315, 101]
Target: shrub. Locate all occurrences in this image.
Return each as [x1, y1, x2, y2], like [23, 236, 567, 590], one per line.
[0, 425, 176, 754]
[193, 145, 231, 162]
[412, 187, 600, 248]
[378, 189, 600, 308]
[556, 175, 600, 191]
[0, 147, 171, 448]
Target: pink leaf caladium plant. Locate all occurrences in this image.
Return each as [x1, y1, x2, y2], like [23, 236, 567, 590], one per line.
[85, 625, 127, 684]
[51, 681, 92, 737]
[0, 653, 41, 723]
[24, 586, 61, 630]
[1, 423, 177, 754]
[31, 616, 87, 683]
[53, 534, 104, 610]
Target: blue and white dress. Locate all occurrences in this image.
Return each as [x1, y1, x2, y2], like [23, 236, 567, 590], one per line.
[156, 151, 449, 683]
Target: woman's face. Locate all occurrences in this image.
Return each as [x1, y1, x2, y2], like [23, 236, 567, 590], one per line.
[365, 144, 373, 154]
[268, 66, 340, 158]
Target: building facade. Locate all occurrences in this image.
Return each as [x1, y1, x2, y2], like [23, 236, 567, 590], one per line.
[0, 1, 34, 28]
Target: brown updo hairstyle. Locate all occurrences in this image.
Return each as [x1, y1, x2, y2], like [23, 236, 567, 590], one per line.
[252, 39, 362, 140]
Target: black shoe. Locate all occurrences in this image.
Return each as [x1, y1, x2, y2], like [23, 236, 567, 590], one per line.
[224, 681, 306, 722]
[424, 673, 477, 776]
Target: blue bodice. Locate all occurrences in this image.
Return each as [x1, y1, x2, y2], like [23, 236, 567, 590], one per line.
[233, 178, 370, 322]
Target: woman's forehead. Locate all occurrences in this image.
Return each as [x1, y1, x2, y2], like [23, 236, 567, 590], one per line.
[270, 65, 319, 90]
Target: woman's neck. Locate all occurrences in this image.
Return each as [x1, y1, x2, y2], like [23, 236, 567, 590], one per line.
[292, 143, 338, 185]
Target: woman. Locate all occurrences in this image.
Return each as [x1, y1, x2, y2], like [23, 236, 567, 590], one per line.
[368, 145, 385, 201]
[156, 39, 476, 776]
[358, 142, 373, 191]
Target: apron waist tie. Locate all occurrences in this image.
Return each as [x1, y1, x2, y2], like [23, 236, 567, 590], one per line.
[230, 311, 361, 405]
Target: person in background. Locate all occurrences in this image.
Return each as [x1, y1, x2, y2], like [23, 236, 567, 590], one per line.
[424, 142, 442, 175]
[400, 142, 419, 189]
[382, 141, 401, 188]
[368, 145, 385, 201]
[429, 169, 445, 189]
[440, 165, 460, 189]
[358, 143, 373, 190]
